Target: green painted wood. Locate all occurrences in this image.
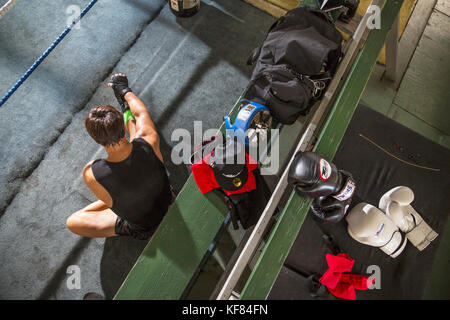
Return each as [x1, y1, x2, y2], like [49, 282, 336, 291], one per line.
[239, 0, 405, 300]
[114, 181, 228, 300]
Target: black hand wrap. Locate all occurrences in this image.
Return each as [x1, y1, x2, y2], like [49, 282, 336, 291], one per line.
[108, 74, 132, 112]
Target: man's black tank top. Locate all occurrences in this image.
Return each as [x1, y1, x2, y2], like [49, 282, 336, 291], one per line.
[91, 138, 172, 228]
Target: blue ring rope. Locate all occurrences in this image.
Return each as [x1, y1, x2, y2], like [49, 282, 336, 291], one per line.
[0, 0, 99, 107]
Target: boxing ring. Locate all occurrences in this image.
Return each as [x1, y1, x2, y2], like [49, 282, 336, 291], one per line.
[0, 0, 99, 107]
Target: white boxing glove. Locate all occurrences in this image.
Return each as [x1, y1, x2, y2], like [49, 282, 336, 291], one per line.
[346, 203, 408, 258]
[379, 186, 438, 251]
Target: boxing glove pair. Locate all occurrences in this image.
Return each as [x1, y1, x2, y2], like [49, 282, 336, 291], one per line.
[346, 186, 438, 258]
[287, 152, 356, 223]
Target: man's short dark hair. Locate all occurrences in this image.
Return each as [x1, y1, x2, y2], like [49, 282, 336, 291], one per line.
[85, 105, 125, 147]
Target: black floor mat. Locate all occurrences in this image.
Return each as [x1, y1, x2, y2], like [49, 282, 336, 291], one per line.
[269, 104, 450, 300]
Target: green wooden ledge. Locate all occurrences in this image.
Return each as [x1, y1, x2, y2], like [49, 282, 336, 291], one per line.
[239, 0, 404, 300]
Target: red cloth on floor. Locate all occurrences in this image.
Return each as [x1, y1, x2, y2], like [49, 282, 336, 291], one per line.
[319, 253, 372, 300]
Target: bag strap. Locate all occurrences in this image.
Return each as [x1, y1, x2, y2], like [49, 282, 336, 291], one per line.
[212, 189, 240, 230]
[301, 4, 335, 25]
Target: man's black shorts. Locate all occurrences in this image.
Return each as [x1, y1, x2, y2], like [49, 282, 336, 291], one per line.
[114, 217, 157, 241]
[115, 189, 175, 240]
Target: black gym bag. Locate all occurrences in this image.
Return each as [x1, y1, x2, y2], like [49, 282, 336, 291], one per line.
[244, 6, 343, 124]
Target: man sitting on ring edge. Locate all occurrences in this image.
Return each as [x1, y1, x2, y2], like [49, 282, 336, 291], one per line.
[66, 73, 173, 240]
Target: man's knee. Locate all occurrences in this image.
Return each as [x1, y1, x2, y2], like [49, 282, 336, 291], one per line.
[66, 211, 114, 234]
[66, 213, 82, 233]
[66, 212, 94, 233]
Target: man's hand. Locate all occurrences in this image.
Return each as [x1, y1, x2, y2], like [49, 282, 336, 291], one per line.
[108, 73, 133, 112]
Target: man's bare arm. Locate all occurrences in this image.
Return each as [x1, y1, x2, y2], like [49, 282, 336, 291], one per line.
[124, 92, 163, 162]
[108, 73, 163, 163]
[83, 161, 113, 208]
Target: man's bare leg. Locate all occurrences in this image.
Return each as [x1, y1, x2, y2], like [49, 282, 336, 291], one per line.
[66, 200, 118, 238]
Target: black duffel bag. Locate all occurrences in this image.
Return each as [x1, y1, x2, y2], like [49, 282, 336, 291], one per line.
[244, 6, 343, 124]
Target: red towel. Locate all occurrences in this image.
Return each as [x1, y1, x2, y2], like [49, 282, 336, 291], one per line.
[191, 150, 258, 195]
[319, 253, 373, 300]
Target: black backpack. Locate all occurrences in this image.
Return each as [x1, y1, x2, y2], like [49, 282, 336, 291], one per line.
[244, 6, 343, 124]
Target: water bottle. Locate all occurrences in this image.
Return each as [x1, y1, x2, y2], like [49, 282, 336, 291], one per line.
[169, 0, 200, 17]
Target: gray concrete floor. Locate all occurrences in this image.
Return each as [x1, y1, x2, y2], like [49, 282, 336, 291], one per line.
[361, 1, 450, 149]
[0, 0, 275, 299]
[0, 0, 167, 213]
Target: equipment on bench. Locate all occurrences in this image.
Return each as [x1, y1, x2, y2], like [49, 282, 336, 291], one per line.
[190, 135, 271, 230]
[224, 99, 272, 147]
[318, 0, 360, 23]
[244, 6, 342, 124]
[379, 186, 438, 251]
[340, 0, 360, 22]
[287, 151, 356, 223]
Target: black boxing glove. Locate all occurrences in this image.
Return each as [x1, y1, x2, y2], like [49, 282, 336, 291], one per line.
[108, 73, 133, 112]
[311, 170, 356, 223]
[287, 151, 342, 198]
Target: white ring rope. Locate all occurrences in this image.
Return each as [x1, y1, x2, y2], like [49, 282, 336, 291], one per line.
[0, 0, 20, 20]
